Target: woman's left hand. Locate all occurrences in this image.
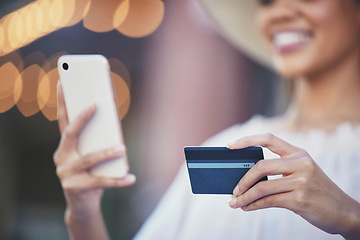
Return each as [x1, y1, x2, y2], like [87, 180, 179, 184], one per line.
[227, 133, 360, 239]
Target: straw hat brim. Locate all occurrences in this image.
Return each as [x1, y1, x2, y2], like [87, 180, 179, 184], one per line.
[199, 0, 272, 68]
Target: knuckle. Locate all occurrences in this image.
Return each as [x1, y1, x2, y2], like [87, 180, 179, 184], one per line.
[255, 181, 267, 196]
[263, 133, 276, 141]
[55, 166, 65, 179]
[295, 176, 308, 187]
[53, 150, 60, 165]
[80, 156, 93, 169]
[301, 157, 316, 172]
[262, 195, 275, 207]
[294, 190, 307, 209]
[254, 160, 267, 173]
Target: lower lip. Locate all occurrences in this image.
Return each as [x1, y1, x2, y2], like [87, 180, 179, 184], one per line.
[273, 39, 310, 54]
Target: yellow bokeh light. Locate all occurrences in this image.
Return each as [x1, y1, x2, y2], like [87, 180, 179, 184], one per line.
[116, 0, 164, 38]
[60, 0, 76, 27]
[24, 4, 37, 43]
[37, 0, 52, 34]
[8, 12, 20, 49]
[65, 0, 91, 27]
[49, 0, 64, 29]
[83, 0, 129, 32]
[1, 13, 15, 55]
[15, 8, 27, 46]
[111, 72, 131, 119]
[0, 24, 4, 55]
[113, 0, 130, 28]
[29, 2, 42, 37]
[0, 62, 20, 113]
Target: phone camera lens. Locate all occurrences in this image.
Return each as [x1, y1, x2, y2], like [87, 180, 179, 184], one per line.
[62, 63, 69, 70]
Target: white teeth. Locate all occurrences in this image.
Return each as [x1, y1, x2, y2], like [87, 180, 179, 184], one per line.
[273, 32, 310, 46]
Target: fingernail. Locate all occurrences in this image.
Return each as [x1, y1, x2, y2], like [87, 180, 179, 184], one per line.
[226, 140, 236, 148]
[127, 174, 136, 183]
[229, 197, 237, 208]
[88, 104, 96, 111]
[112, 145, 125, 154]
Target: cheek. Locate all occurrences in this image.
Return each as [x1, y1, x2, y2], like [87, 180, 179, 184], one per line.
[255, 10, 269, 41]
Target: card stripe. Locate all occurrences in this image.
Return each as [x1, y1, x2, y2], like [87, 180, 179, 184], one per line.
[187, 163, 255, 169]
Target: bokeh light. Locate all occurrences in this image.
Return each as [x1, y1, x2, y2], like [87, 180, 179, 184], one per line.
[37, 68, 59, 121]
[16, 64, 46, 117]
[15, 52, 47, 117]
[1, 13, 14, 55]
[111, 72, 131, 120]
[65, 0, 91, 27]
[0, 24, 4, 55]
[37, 52, 67, 121]
[37, 0, 52, 35]
[0, 62, 20, 113]
[109, 58, 131, 88]
[15, 8, 27, 47]
[113, 0, 130, 29]
[83, 0, 129, 32]
[49, 0, 65, 29]
[8, 12, 20, 50]
[116, 0, 164, 38]
[0, 0, 165, 119]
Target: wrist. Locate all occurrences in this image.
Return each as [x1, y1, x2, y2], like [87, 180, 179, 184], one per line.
[341, 201, 360, 240]
[65, 205, 102, 226]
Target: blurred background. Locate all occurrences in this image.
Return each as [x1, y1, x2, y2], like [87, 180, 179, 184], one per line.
[0, 0, 285, 239]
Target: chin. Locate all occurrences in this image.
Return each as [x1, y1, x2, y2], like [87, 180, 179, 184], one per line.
[271, 54, 317, 79]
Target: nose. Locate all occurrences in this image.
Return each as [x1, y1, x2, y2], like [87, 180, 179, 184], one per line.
[267, 0, 299, 23]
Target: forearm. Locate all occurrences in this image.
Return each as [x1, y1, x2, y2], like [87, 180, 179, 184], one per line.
[65, 207, 110, 240]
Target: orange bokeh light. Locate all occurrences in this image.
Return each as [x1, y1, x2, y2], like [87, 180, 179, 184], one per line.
[111, 72, 131, 120]
[65, 0, 91, 27]
[38, 68, 59, 121]
[109, 58, 131, 88]
[83, 0, 129, 32]
[16, 64, 46, 117]
[113, 0, 130, 29]
[116, 0, 164, 38]
[0, 62, 20, 113]
[0, 23, 5, 55]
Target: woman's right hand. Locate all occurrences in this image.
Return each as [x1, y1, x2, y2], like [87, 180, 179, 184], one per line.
[53, 84, 136, 224]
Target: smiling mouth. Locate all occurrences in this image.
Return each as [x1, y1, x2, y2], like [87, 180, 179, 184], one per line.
[272, 31, 312, 53]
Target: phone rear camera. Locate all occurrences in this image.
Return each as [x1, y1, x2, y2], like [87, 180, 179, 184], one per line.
[62, 63, 69, 70]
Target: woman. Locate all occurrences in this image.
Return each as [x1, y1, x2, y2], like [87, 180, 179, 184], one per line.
[54, 0, 360, 239]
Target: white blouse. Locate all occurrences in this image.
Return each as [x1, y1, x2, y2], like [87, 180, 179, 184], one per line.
[134, 116, 360, 240]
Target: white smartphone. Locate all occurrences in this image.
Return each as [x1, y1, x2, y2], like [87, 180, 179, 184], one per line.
[58, 54, 129, 178]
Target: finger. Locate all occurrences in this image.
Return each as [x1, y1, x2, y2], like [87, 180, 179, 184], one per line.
[57, 83, 69, 134]
[63, 174, 136, 191]
[87, 174, 136, 189]
[233, 158, 300, 196]
[240, 191, 293, 211]
[227, 133, 304, 158]
[230, 177, 296, 209]
[59, 146, 126, 175]
[61, 104, 96, 150]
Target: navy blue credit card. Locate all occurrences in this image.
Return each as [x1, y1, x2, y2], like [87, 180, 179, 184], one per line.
[184, 146, 267, 194]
